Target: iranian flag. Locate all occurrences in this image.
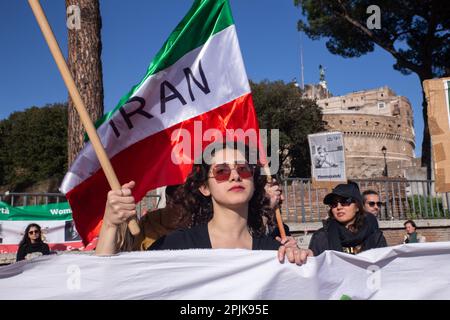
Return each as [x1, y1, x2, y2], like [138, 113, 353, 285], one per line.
[61, 0, 262, 245]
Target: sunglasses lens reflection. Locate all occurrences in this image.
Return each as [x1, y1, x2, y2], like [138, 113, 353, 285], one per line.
[330, 197, 353, 208]
[212, 164, 253, 182]
[368, 202, 382, 207]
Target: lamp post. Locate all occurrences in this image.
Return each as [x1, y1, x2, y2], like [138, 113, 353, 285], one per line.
[381, 146, 388, 177]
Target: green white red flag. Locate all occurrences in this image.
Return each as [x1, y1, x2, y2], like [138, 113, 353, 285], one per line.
[61, 0, 262, 244]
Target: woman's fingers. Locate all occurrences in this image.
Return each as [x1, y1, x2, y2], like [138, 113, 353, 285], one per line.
[110, 195, 135, 206]
[109, 192, 135, 202]
[278, 246, 295, 263]
[111, 202, 136, 212]
[120, 180, 135, 197]
[300, 249, 314, 264]
[284, 237, 297, 248]
[294, 248, 302, 265]
[105, 181, 137, 226]
[278, 245, 286, 263]
[286, 247, 296, 263]
[122, 180, 135, 190]
[278, 246, 312, 265]
[265, 179, 283, 208]
[277, 236, 297, 248]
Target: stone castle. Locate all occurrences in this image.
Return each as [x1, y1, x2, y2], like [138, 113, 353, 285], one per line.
[304, 82, 416, 179]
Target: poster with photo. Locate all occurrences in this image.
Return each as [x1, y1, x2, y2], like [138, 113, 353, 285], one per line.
[308, 131, 346, 182]
[64, 220, 81, 242]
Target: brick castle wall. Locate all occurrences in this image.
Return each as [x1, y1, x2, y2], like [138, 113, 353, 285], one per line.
[381, 227, 450, 246]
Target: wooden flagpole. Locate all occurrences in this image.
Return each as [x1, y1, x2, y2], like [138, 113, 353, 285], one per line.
[263, 166, 287, 241]
[28, 0, 140, 236]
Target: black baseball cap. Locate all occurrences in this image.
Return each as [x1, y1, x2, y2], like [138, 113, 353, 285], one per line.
[323, 182, 363, 205]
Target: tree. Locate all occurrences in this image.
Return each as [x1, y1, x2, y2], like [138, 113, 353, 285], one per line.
[294, 0, 450, 179]
[0, 104, 68, 191]
[66, 0, 104, 166]
[251, 80, 324, 177]
[0, 122, 5, 186]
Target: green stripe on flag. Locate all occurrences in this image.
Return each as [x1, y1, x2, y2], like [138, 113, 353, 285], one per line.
[94, 0, 234, 130]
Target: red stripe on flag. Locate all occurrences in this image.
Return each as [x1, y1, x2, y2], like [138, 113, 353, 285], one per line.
[66, 93, 261, 244]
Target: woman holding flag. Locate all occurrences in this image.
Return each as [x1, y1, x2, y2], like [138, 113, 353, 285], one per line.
[96, 141, 313, 265]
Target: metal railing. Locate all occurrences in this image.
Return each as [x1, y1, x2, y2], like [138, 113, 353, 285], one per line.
[280, 178, 450, 223]
[0, 193, 66, 207]
[0, 192, 161, 213]
[2, 179, 449, 223]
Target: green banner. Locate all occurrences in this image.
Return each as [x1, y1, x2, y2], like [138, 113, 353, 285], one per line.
[0, 202, 72, 221]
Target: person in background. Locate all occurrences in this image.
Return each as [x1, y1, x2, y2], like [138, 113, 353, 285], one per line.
[119, 184, 191, 251]
[362, 190, 382, 218]
[16, 223, 50, 262]
[314, 145, 337, 168]
[403, 220, 426, 243]
[309, 182, 387, 256]
[264, 179, 296, 246]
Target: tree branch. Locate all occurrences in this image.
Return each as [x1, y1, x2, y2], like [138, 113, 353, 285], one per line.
[335, 0, 422, 75]
[391, 28, 413, 42]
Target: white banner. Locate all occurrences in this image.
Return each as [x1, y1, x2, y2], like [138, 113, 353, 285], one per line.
[1, 242, 449, 299]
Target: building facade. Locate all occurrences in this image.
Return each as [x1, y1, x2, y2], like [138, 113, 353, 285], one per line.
[308, 86, 416, 178]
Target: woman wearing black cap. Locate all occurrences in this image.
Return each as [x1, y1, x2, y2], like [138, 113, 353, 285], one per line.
[309, 182, 387, 256]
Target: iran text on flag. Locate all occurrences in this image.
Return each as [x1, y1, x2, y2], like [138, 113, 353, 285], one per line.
[60, 0, 261, 244]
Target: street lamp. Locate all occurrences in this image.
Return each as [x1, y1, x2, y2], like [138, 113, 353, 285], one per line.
[381, 146, 388, 177]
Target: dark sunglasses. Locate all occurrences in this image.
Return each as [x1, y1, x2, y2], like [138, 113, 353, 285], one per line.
[28, 230, 40, 235]
[209, 163, 254, 182]
[367, 201, 382, 207]
[329, 197, 354, 209]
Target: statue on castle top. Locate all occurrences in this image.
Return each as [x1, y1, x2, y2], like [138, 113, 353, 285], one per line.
[319, 64, 325, 82]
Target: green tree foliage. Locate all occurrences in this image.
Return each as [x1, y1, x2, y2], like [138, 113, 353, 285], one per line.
[0, 104, 68, 191]
[294, 0, 450, 178]
[251, 80, 324, 177]
[0, 124, 5, 186]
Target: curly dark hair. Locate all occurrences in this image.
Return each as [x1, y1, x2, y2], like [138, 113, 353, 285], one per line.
[175, 141, 275, 237]
[18, 223, 43, 247]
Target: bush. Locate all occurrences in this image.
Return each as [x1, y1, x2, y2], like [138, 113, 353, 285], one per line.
[0, 103, 68, 191]
[407, 195, 449, 219]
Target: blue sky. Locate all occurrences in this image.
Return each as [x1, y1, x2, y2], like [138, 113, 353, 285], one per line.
[0, 0, 424, 156]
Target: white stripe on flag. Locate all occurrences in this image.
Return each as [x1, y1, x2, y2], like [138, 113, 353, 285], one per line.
[61, 25, 249, 193]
